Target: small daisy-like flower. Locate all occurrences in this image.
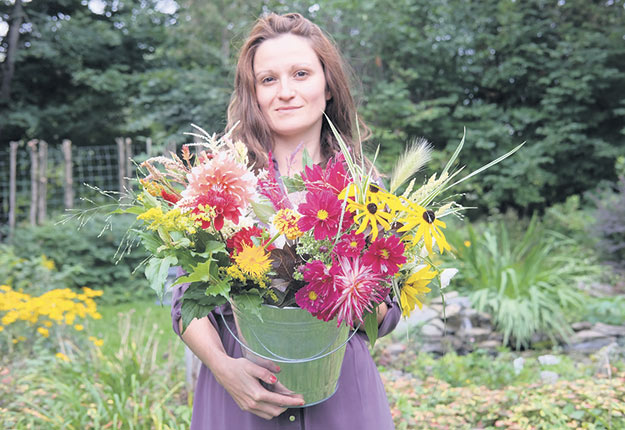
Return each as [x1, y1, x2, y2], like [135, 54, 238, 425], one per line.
[89, 336, 104, 347]
[362, 235, 407, 276]
[397, 201, 451, 255]
[37, 327, 49, 337]
[347, 199, 394, 241]
[297, 191, 344, 240]
[191, 192, 240, 231]
[55, 352, 70, 362]
[365, 184, 404, 214]
[333, 232, 366, 258]
[234, 244, 272, 279]
[74, 324, 84, 331]
[400, 265, 437, 317]
[320, 257, 386, 327]
[273, 208, 303, 240]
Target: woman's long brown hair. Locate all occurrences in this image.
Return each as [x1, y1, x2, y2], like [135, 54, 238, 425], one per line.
[226, 12, 370, 170]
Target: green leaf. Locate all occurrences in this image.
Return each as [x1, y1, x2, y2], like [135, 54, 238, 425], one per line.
[233, 292, 263, 322]
[175, 259, 213, 285]
[302, 148, 314, 169]
[364, 310, 379, 348]
[282, 175, 306, 193]
[145, 255, 177, 301]
[180, 284, 228, 333]
[205, 277, 230, 300]
[250, 200, 275, 225]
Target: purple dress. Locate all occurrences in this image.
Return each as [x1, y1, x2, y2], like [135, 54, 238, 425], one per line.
[171, 280, 400, 430]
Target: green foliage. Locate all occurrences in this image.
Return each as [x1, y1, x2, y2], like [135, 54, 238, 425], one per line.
[1, 307, 190, 429]
[8, 214, 150, 304]
[450, 217, 600, 349]
[592, 177, 625, 271]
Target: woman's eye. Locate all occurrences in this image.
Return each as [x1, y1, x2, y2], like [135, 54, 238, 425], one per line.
[261, 76, 275, 84]
[295, 70, 308, 78]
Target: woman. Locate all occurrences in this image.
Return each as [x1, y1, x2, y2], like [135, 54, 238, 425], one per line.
[171, 12, 400, 429]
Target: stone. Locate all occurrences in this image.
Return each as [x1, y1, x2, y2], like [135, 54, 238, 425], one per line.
[459, 327, 491, 343]
[385, 343, 406, 356]
[476, 340, 501, 350]
[566, 337, 617, 354]
[513, 357, 525, 375]
[592, 322, 625, 337]
[540, 370, 559, 384]
[429, 304, 444, 314]
[447, 296, 472, 308]
[538, 354, 561, 365]
[571, 321, 593, 331]
[394, 305, 439, 335]
[477, 312, 492, 324]
[420, 342, 445, 355]
[442, 303, 462, 319]
[430, 290, 459, 304]
[571, 330, 613, 343]
[422, 323, 444, 337]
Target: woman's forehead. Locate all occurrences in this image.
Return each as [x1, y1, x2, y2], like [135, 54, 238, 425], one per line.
[253, 34, 321, 73]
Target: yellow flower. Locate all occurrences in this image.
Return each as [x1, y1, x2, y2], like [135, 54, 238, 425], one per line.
[397, 201, 451, 255]
[0, 326, 3, 332]
[41, 255, 56, 271]
[55, 352, 70, 362]
[37, 327, 50, 337]
[234, 245, 272, 279]
[273, 209, 303, 240]
[88, 336, 104, 347]
[74, 324, 84, 331]
[400, 265, 437, 317]
[464, 240, 471, 247]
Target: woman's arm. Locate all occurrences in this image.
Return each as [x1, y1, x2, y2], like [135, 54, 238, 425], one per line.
[178, 316, 304, 420]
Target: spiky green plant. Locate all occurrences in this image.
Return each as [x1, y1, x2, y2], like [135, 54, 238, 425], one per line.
[454, 216, 600, 349]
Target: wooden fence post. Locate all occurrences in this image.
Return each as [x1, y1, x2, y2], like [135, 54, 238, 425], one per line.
[9, 141, 18, 239]
[27, 139, 38, 226]
[116, 137, 125, 193]
[37, 140, 47, 224]
[125, 137, 132, 192]
[146, 137, 152, 158]
[62, 139, 73, 210]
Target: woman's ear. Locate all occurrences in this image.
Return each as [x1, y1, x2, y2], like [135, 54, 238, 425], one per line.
[326, 89, 332, 101]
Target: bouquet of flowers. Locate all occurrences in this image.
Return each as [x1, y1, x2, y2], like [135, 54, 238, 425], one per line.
[120, 124, 521, 344]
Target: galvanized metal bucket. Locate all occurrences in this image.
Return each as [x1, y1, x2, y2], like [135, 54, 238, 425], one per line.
[226, 304, 353, 407]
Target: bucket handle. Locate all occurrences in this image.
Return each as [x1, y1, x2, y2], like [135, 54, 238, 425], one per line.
[220, 310, 361, 364]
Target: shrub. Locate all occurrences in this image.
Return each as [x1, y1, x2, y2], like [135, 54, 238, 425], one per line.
[451, 216, 600, 349]
[8, 214, 150, 304]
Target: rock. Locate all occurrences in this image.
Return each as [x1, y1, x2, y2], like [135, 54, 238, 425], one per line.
[513, 357, 525, 375]
[571, 330, 613, 343]
[592, 323, 625, 337]
[538, 354, 561, 365]
[566, 337, 617, 354]
[476, 340, 501, 350]
[441, 303, 462, 319]
[571, 321, 592, 331]
[459, 327, 491, 343]
[422, 323, 444, 337]
[394, 306, 438, 335]
[447, 296, 472, 308]
[429, 304, 444, 314]
[420, 342, 445, 355]
[431, 290, 459, 304]
[477, 312, 492, 324]
[540, 370, 559, 384]
[385, 343, 406, 356]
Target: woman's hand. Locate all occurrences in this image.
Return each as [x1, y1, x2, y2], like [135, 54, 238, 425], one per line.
[213, 356, 305, 420]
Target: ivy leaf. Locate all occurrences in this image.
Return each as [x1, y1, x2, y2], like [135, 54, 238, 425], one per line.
[363, 310, 379, 348]
[145, 255, 178, 301]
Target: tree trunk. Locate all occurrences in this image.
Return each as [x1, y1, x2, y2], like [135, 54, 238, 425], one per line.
[0, 0, 24, 102]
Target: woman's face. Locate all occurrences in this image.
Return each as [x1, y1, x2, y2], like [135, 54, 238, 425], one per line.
[253, 33, 330, 144]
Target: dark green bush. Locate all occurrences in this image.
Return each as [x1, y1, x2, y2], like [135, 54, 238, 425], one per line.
[7, 214, 150, 304]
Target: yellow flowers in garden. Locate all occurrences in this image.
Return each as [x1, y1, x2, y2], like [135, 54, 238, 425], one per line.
[0, 285, 103, 344]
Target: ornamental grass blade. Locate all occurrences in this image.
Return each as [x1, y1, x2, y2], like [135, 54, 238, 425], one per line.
[389, 138, 432, 194]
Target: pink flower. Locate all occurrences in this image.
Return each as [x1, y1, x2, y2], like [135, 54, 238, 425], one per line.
[362, 235, 407, 276]
[333, 232, 366, 258]
[226, 226, 274, 255]
[297, 190, 344, 240]
[258, 151, 292, 211]
[320, 257, 386, 327]
[302, 153, 351, 196]
[191, 192, 240, 231]
[295, 260, 334, 315]
[178, 152, 256, 209]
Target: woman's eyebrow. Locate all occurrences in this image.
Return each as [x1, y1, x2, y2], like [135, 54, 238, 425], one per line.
[255, 63, 314, 77]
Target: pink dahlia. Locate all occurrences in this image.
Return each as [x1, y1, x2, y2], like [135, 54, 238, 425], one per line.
[179, 151, 256, 209]
[320, 256, 386, 327]
[363, 235, 407, 276]
[295, 260, 334, 316]
[302, 153, 351, 196]
[297, 190, 344, 240]
[333, 232, 366, 259]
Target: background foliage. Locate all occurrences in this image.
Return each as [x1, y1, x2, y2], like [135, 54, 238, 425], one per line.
[1, 0, 624, 214]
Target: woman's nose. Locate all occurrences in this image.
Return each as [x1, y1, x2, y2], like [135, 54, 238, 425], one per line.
[278, 80, 295, 100]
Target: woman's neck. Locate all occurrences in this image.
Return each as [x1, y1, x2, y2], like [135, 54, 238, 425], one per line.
[273, 134, 323, 177]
